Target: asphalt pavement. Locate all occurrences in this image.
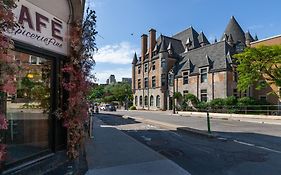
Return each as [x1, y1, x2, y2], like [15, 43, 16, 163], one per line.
[97, 113, 281, 175]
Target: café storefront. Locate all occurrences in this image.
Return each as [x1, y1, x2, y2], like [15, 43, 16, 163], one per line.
[1, 0, 85, 173]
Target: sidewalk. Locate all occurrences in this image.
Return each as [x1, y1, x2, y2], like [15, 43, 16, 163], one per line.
[85, 117, 191, 175]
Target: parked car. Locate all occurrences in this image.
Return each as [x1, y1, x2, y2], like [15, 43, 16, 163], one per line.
[100, 104, 106, 111]
[104, 104, 116, 111]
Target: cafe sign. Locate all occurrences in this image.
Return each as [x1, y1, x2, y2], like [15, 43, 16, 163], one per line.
[6, 0, 68, 55]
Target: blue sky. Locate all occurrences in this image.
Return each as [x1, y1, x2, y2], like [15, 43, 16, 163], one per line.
[87, 0, 281, 84]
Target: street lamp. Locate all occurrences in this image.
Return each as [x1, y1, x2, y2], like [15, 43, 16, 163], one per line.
[169, 67, 176, 114]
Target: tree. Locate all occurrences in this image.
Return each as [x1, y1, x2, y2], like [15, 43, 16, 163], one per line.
[234, 45, 281, 98]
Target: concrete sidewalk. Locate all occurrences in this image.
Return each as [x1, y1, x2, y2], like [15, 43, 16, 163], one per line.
[85, 117, 191, 175]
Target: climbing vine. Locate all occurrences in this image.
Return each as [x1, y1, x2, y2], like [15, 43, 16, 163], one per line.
[0, 0, 17, 163]
[56, 8, 97, 159]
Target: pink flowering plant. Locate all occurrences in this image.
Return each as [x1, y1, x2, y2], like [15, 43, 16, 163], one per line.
[56, 8, 97, 159]
[0, 0, 18, 163]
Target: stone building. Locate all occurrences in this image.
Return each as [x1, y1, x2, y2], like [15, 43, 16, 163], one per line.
[132, 16, 257, 110]
[250, 35, 281, 105]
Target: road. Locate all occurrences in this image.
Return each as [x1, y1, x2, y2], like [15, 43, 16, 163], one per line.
[104, 110, 281, 154]
[96, 113, 281, 175]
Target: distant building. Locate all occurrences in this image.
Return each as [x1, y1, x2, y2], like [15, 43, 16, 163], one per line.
[106, 74, 116, 84]
[122, 78, 132, 84]
[132, 16, 258, 110]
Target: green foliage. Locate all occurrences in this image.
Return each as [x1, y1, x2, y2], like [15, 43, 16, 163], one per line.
[129, 106, 136, 110]
[234, 45, 281, 98]
[184, 93, 199, 106]
[224, 96, 237, 106]
[196, 102, 209, 111]
[237, 97, 256, 106]
[209, 98, 225, 109]
[89, 85, 105, 100]
[173, 92, 182, 100]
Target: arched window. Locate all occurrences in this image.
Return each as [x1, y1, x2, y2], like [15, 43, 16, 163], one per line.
[150, 95, 154, 106]
[139, 96, 143, 106]
[144, 96, 148, 106]
[156, 95, 160, 108]
[135, 96, 138, 106]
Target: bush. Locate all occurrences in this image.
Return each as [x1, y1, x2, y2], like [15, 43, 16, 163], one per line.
[173, 92, 182, 100]
[129, 106, 136, 110]
[184, 93, 199, 106]
[237, 97, 256, 106]
[196, 102, 209, 111]
[209, 98, 225, 109]
[224, 96, 237, 106]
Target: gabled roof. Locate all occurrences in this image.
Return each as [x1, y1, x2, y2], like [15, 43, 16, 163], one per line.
[198, 32, 210, 45]
[176, 41, 231, 76]
[221, 16, 245, 44]
[172, 27, 200, 50]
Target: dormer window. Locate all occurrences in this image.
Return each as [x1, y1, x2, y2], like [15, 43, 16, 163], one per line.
[200, 68, 208, 83]
[183, 71, 189, 84]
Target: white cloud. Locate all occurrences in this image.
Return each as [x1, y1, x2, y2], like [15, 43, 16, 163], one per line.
[94, 68, 132, 84]
[93, 42, 140, 64]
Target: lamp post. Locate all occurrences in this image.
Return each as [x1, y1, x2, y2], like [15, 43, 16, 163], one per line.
[169, 67, 176, 114]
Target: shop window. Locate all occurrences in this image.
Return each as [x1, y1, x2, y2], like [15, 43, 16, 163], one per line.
[200, 89, 208, 102]
[2, 51, 52, 164]
[200, 68, 208, 83]
[183, 71, 189, 84]
[156, 95, 160, 107]
[152, 76, 156, 88]
[150, 95, 154, 106]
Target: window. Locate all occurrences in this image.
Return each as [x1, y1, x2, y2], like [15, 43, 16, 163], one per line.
[152, 76, 156, 88]
[3, 52, 52, 164]
[138, 65, 141, 74]
[152, 61, 156, 70]
[233, 67, 238, 82]
[161, 74, 166, 86]
[144, 77, 148, 88]
[156, 95, 160, 107]
[145, 96, 148, 106]
[200, 89, 208, 102]
[150, 95, 154, 106]
[135, 96, 138, 106]
[183, 71, 189, 84]
[139, 96, 143, 106]
[138, 79, 141, 89]
[168, 73, 174, 86]
[29, 55, 38, 64]
[259, 96, 267, 103]
[200, 68, 208, 83]
[161, 58, 165, 68]
[233, 89, 238, 97]
[183, 90, 189, 96]
[144, 63, 148, 72]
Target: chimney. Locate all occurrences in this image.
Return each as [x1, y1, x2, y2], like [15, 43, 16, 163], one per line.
[149, 29, 156, 59]
[141, 34, 148, 62]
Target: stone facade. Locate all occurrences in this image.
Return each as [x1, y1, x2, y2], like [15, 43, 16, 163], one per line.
[132, 16, 259, 110]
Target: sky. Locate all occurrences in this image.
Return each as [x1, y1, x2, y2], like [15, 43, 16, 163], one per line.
[86, 0, 281, 84]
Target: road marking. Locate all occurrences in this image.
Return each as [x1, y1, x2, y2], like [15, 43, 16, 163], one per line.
[233, 139, 281, 154]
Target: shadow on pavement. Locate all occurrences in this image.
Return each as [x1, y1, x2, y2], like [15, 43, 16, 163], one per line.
[96, 113, 140, 126]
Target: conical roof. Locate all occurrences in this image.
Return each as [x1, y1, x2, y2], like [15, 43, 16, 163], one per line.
[132, 52, 138, 64]
[198, 32, 210, 45]
[159, 37, 167, 53]
[245, 31, 254, 42]
[221, 16, 245, 44]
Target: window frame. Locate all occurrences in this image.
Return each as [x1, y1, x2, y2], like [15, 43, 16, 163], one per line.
[200, 68, 208, 83]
